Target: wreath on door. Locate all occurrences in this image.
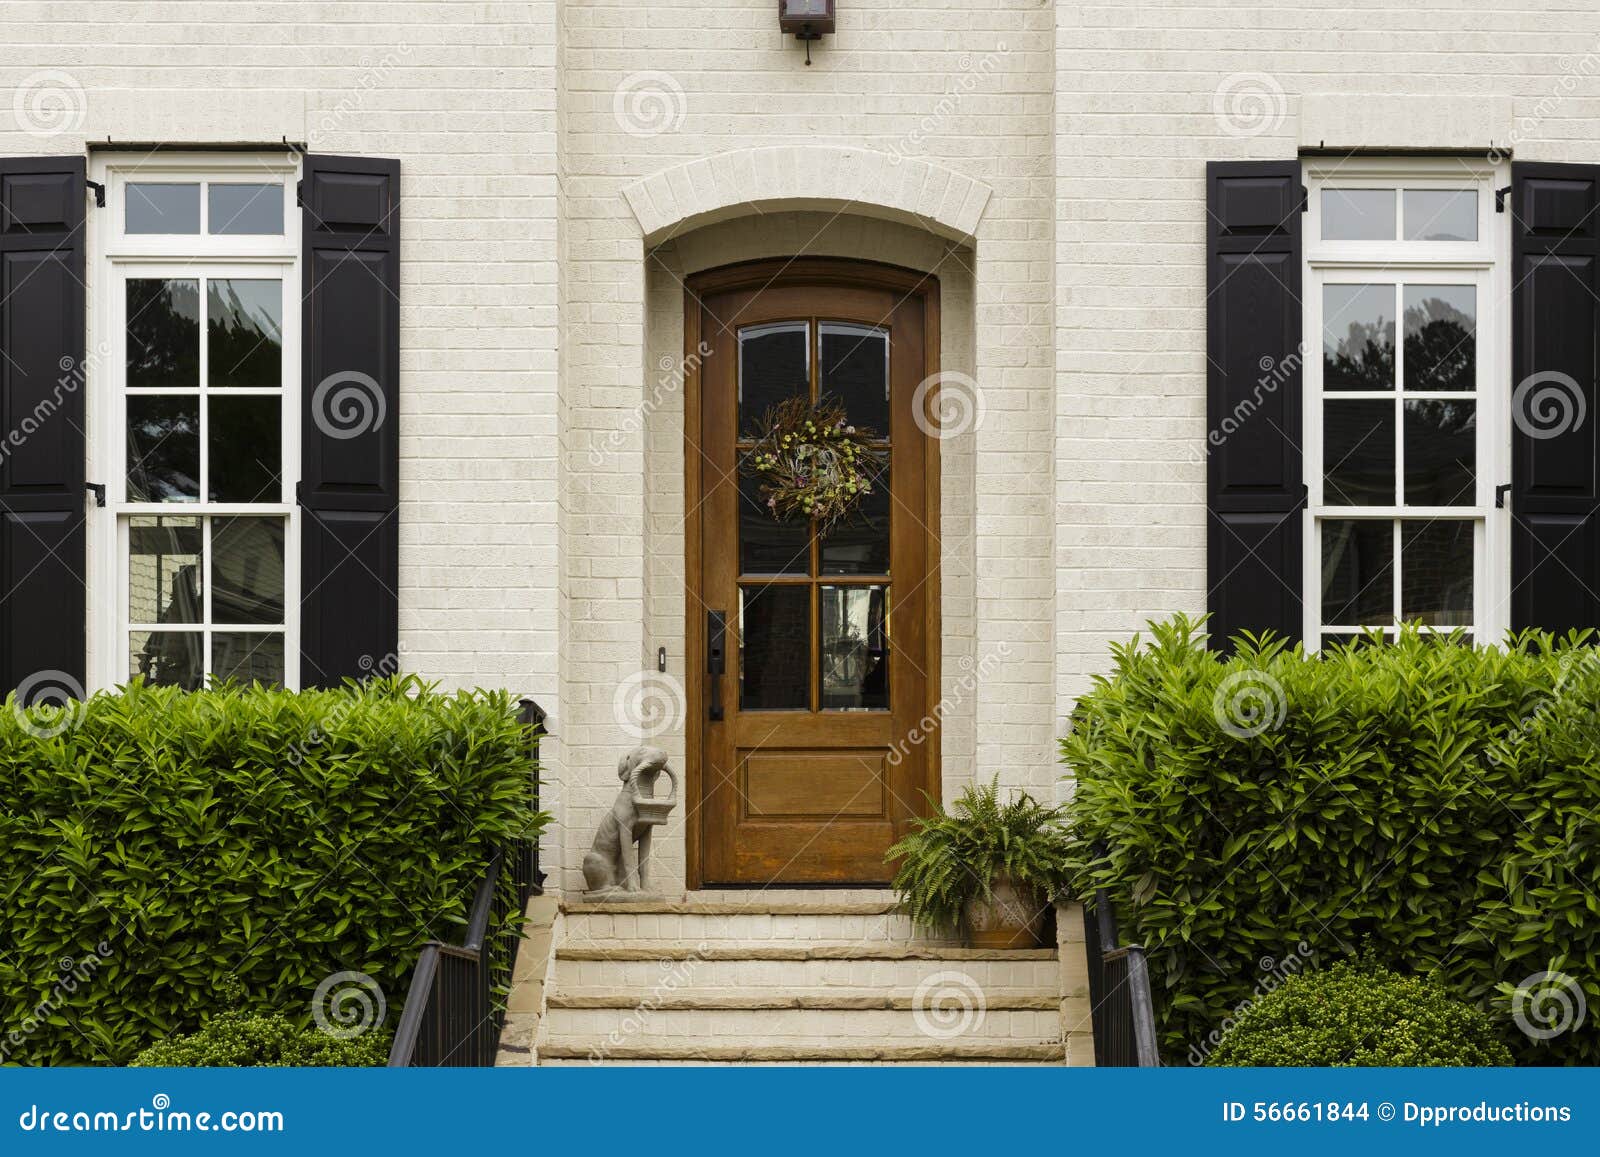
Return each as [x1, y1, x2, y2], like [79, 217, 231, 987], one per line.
[741, 396, 887, 533]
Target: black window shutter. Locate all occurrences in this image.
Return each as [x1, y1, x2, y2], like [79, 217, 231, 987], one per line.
[1509, 162, 1600, 634]
[0, 157, 86, 701]
[1205, 160, 1305, 651]
[299, 155, 400, 687]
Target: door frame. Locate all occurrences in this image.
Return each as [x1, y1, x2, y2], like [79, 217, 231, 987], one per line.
[682, 257, 942, 889]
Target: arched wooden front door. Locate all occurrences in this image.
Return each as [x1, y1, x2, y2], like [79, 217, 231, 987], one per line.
[685, 259, 940, 885]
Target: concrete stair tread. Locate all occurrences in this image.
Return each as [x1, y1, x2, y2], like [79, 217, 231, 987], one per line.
[537, 1038, 1065, 1063]
[547, 987, 1060, 1011]
[555, 943, 1056, 962]
[563, 897, 901, 917]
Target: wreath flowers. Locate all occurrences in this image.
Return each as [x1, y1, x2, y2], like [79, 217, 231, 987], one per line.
[742, 396, 887, 533]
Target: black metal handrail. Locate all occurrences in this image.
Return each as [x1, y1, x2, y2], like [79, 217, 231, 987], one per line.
[387, 700, 545, 1067]
[1083, 877, 1162, 1067]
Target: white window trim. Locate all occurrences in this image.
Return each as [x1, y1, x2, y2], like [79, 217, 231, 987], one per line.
[1302, 157, 1512, 649]
[87, 151, 302, 692]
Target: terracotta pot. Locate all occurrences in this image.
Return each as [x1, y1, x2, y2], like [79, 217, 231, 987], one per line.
[963, 875, 1049, 949]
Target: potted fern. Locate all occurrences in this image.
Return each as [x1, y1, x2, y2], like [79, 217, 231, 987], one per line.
[886, 779, 1072, 948]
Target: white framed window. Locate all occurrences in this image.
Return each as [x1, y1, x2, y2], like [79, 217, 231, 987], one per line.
[87, 152, 301, 691]
[1303, 157, 1511, 650]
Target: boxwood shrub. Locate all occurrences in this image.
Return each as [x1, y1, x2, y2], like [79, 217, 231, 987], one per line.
[1064, 616, 1600, 1065]
[130, 1008, 392, 1068]
[1, 676, 545, 1066]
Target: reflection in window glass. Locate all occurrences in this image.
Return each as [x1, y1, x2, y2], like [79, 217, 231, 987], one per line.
[212, 632, 285, 686]
[1322, 189, 1395, 240]
[1323, 284, 1395, 390]
[207, 395, 282, 503]
[1403, 285, 1474, 391]
[739, 472, 810, 576]
[128, 516, 202, 625]
[1324, 400, 1394, 506]
[1403, 399, 1476, 506]
[1403, 189, 1477, 241]
[820, 455, 890, 576]
[819, 323, 889, 433]
[1321, 520, 1393, 626]
[820, 585, 889, 710]
[208, 183, 283, 235]
[125, 183, 200, 234]
[130, 630, 203, 689]
[213, 518, 286, 625]
[739, 584, 810, 710]
[127, 279, 200, 390]
[739, 322, 809, 432]
[207, 279, 283, 387]
[1401, 521, 1474, 626]
[127, 395, 200, 502]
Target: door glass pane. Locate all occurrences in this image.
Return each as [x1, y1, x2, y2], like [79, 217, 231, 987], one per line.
[208, 183, 283, 235]
[127, 395, 199, 502]
[208, 395, 282, 502]
[130, 630, 203, 689]
[821, 453, 890, 575]
[212, 632, 285, 687]
[739, 584, 810, 710]
[740, 473, 810, 575]
[1324, 399, 1394, 506]
[1403, 285, 1474, 391]
[1322, 520, 1393, 626]
[127, 279, 200, 389]
[1321, 189, 1394, 240]
[125, 183, 200, 234]
[128, 516, 201, 625]
[1403, 399, 1475, 506]
[820, 585, 890, 711]
[739, 322, 809, 431]
[1323, 284, 1395, 390]
[1403, 189, 1477, 241]
[213, 518, 286, 625]
[1401, 520, 1474, 626]
[819, 322, 889, 433]
[208, 279, 283, 387]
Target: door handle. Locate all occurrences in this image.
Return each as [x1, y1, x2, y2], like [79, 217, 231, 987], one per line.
[707, 610, 727, 721]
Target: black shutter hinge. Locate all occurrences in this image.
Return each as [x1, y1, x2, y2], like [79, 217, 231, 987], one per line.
[295, 180, 304, 208]
[1496, 482, 1512, 509]
[1495, 185, 1513, 213]
[295, 481, 305, 506]
[1297, 483, 1310, 511]
[85, 181, 105, 208]
[1300, 185, 1309, 214]
[85, 482, 105, 507]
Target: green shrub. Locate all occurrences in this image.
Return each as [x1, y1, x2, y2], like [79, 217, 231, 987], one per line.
[1064, 615, 1600, 1065]
[130, 1008, 391, 1068]
[1206, 960, 1514, 1067]
[0, 676, 545, 1065]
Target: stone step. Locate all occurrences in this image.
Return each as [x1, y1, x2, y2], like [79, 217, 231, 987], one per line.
[554, 953, 1060, 993]
[542, 1004, 1060, 1045]
[555, 943, 1056, 962]
[537, 1039, 1065, 1064]
[561, 908, 959, 946]
[547, 987, 1059, 1011]
[562, 891, 901, 917]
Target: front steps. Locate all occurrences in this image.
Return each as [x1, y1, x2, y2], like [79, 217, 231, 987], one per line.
[528, 890, 1093, 1066]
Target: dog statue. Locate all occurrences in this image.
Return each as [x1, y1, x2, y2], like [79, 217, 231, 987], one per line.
[582, 746, 677, 896]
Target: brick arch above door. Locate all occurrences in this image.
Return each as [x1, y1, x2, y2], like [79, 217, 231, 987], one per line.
[620, 146, 994, 247]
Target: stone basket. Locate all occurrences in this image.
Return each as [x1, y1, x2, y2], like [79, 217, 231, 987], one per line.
[634, 766, 677, 826]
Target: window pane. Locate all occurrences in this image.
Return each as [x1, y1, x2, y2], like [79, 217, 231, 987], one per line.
[740, 472, 810, 575]
[208, 183, 283, 235]
[819, 323, 889, 434]
[127, 516, 201, 625]
[212, 632, 285, 687]
[208, 395, 282, 502]
[821, 453, 890, 576]
[1403, 285, 1475, 391]
[213, 518, 286, 625]
[1321, 520, 1393, 626]
[207, 279, 283, 387]
[1401, 520, 1474, 626]
[739, 583, 810, 710]
[1403, 189, 1477, 241]
[739, 322, 809, 432]
[127, 279, 199, 390]
[820, 585, 889, 711]
[1324, 399, 1395, 506]
[1403, 399, 1476, 506]
[1323, 284, 1395, 390]
[130, 630, 203, 689]
[1321, 189, 1394, 241]
[127, 395, 199, 502]
[125, 183, 200, 234]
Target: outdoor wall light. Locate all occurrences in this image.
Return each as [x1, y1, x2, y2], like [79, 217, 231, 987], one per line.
[778, 0, 834, 65]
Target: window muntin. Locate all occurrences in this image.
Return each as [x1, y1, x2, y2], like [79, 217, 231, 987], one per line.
[1306, 162, 1505, 649]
